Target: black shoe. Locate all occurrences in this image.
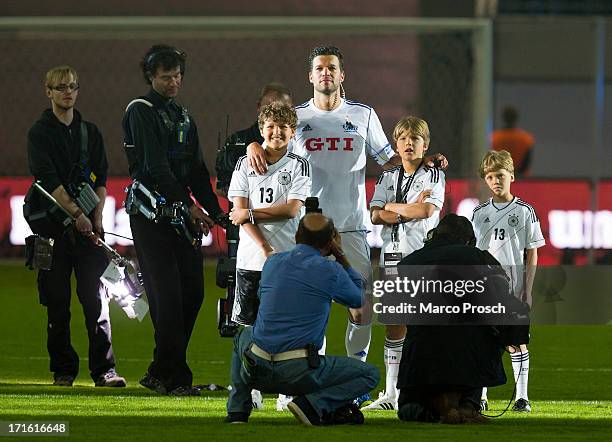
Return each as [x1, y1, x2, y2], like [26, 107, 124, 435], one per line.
[53, 375, 74, 387]
[325, 404, 365, 425]
[167, 386, 201, 396]
[139, 372, 166, 394]
[512, 398, 531, 412]
[287, 396, 321, 426]
[225, 412, 249, 424]
[95, 369, 127, 387]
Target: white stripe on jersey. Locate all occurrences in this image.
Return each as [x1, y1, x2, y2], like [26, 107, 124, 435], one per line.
[228, 150, 312, 271]
[291, 98, 395, 232]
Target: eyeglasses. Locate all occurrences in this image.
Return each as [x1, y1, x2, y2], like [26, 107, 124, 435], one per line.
[50, 83, 80, 92]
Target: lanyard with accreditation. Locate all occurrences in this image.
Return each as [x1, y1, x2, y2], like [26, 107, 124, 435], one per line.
[384, 160, 424, 267]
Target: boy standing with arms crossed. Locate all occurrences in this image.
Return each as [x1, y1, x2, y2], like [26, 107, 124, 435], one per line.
[365, 116, 446, 410]
[472, 150, 545, 412]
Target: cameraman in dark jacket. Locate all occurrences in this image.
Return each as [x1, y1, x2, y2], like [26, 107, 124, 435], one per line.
[27, 65, 124, 388]
[122, 45, 222, 396]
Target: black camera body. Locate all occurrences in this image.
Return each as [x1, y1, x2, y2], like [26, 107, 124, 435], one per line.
[305, 197, 322, 214]
[216, 207, 239, 338]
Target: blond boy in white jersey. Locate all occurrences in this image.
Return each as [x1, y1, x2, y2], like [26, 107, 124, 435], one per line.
[364, 116, 445, 410]
[471, 150, 545, 413]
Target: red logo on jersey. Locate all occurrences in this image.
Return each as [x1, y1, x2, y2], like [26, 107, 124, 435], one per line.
[305, 138, 354, 152]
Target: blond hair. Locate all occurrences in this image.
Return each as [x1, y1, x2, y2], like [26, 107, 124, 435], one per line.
[393, 116, 430, 145]
[45, 65, 78, 89]
[479, 150, 514, 178]
[258, 102, 298, 130]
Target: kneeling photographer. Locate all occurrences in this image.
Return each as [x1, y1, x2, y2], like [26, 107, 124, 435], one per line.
[394, 214, 529, 424]
[225, 213, 380, 425]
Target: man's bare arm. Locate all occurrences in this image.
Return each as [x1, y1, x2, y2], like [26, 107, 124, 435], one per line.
[246, 142, 268, 175]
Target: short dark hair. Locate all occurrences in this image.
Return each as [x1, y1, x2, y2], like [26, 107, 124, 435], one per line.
[307, 45, 344, 71]
[296, 214, 335, 249]
[429, 214, 476, 246]
[140, 44, 187, 85]
[258, 82, 291, 105]
[502, 106, 519, 128]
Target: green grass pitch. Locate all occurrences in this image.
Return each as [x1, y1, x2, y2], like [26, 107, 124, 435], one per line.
[0, 260, 610, 440]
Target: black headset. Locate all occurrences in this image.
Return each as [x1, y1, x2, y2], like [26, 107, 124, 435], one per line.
[145, 47, 186, 79]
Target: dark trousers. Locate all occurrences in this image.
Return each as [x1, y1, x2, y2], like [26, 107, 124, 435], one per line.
[397, 385, 481, 422]
[228, 327, 380, 417]
[37, 232, 114, 381]
[130, 215, 204, 390]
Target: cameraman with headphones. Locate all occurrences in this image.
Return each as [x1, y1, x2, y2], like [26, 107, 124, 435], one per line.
[122, 45, 223, 396]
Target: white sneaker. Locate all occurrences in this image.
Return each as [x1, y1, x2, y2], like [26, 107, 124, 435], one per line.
[276, 394, 293, 411]
[361, 391, 398, 411]
[251, 389, 264, 410]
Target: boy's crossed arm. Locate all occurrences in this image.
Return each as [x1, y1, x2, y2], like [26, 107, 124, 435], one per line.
[229, 199, 303, 225]
[371, 189, 434, 225]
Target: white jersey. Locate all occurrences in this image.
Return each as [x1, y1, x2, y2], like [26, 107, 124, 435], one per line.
[290, 98, 395, 232]
[370, 164, 445, 264]
[471, 197, 545, 295]
[228, 150, 311, 271]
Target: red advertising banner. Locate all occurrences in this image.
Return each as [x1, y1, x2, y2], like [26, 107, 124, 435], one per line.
[1, 177, 611, 265]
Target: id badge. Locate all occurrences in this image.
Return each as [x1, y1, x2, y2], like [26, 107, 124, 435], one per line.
[383, 252, 403, 267]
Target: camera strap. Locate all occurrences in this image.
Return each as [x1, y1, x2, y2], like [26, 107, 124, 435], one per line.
[79, 122, 89, 169]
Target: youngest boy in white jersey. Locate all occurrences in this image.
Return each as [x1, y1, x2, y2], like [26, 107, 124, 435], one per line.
[228, 103, 311, 410]
[364, 116, 446, 410]
[471, 150, 545, 413]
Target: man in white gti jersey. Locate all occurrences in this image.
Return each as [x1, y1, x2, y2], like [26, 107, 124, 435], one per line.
[247, 46, 446, 406]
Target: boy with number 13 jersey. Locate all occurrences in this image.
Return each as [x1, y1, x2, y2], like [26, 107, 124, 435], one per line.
[471, 150, 544, 414]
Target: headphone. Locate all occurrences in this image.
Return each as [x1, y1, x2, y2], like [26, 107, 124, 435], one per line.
[145, 48, 186, 80]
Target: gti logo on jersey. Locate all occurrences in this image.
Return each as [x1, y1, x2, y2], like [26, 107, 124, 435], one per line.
[413, 180, 424, 192]
[305, 138, 354, 151]
[302, 124, 313, 132]
[508, 214, 519, 227]
[343, 120, 358, 132]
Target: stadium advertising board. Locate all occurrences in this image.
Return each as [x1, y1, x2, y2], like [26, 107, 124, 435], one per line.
[1, 177, 611, 264]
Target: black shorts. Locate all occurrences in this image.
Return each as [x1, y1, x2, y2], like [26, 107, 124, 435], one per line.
[232, 269, 262, 326]
[509, 324, 530, 346]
